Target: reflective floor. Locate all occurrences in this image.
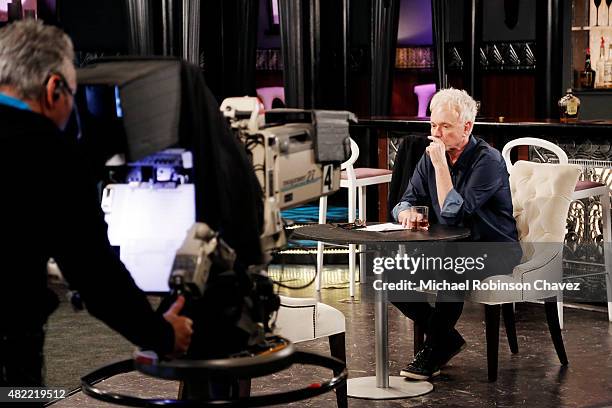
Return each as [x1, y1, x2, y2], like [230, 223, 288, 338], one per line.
[48, 265, 612, 407]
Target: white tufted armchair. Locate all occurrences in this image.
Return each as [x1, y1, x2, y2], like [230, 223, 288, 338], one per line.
[414, 161, 581, 381]
[474, 161, 580, 381]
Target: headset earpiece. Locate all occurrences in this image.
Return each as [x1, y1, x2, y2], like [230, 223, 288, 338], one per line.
[52, 79, 61, 101]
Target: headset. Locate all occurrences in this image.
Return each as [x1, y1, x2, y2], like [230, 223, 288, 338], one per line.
[45, 72, 73, 101]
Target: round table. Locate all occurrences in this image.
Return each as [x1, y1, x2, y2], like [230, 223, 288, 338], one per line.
[293, 223, 470, 400]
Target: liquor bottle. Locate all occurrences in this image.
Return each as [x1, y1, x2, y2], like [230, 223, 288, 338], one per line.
[579, 48, 595, 89]
[604, 44, 612, 88]
[596, 37, 606, 88]
[558, 89, 580, 123]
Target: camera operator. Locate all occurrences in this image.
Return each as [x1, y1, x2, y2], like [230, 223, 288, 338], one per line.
[0, 20, 193, 386]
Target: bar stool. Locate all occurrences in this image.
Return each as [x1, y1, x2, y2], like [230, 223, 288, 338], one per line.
[502, 137, 612, 327]
[256, 86, 285, 110]
[317, 138, 392, 297]
[413, 83, 436, 117]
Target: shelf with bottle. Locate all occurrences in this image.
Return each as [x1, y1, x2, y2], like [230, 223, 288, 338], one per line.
[587, 35, 612, 88]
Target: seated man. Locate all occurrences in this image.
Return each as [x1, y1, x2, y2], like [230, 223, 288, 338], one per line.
[391, 88, 518, 380]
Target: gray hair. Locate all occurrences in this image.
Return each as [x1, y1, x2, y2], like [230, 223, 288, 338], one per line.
[429, 87, 478, 123]
[0, 20, 74, 100]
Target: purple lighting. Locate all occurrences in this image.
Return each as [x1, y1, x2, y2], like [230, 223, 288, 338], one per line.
[397, 0, 433, 46]
[271, 0, 279, 25]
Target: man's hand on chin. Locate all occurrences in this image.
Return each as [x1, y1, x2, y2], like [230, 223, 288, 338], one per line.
[426, 136, 447, 170]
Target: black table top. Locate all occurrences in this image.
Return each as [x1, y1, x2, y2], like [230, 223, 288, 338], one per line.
[291, 223, 470, 245]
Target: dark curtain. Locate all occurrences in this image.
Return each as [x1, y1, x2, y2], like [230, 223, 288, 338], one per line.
[535, 0, 563, 119]
[55, 0, 131, 53]
[279, 0, 350, 109]
[197, 0, 259, 101]
[463, 0, 481, 98]
[157, 0, 200, 63]
[370, 0, 400, 116]
[431, 0, 447, 89]
[125, 0, 155, 55]
[317, 0, 350, 109]
[234, 0, 259, 98]
[279, 0, 308, 108]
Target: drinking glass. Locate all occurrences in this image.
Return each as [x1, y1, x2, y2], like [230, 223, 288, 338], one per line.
[407, 206, 429, 231]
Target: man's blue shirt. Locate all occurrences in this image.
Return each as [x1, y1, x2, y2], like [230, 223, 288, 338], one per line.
[392, 135, 518, 242]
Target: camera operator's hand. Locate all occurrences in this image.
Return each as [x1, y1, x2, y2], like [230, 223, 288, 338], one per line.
[163, 296, 193, 356]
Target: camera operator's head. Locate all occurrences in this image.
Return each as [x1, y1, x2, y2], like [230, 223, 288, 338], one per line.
[0, 20, 76, 130]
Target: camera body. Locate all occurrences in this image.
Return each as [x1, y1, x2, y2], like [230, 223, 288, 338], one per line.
[220, 97, 353, 252]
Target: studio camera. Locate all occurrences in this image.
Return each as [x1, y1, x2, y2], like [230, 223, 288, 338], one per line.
[220, 96, 354, 252]
[74, 58, 351, 405]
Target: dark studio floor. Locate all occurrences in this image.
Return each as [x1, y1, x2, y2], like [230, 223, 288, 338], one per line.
[45, 265, 612, 408]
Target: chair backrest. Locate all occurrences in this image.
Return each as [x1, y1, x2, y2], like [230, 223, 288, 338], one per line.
[341, 137, 359, 181]
[502, 137, 569, 173]
[274, 296, 317, 343]
[510, 161, 580, 244]
[256, 86, 285, 110]
[341, 138, 359, 170]
[274, 296, 345, 343]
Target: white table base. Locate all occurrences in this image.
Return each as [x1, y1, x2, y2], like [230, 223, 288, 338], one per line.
[347, 376, 433, 399]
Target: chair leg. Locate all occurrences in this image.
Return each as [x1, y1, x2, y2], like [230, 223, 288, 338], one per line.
[607, 270, 612, 323]
[316, 196, 328, 292]
[348, 187, 356, 297]
[348, 244, 356, 298]
[501, 303, 519, 354]
[358, 186, 367, 284]
[329, 333, 348, 408]
[557, 293, 564, 330]
[484, 304, 501, 382]
[544, 300, 569, 366]
[413, 321, 425, 355]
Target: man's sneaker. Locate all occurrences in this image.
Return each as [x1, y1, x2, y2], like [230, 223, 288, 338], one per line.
[438, 330, 467, 367]
[400, 345, 441, 380]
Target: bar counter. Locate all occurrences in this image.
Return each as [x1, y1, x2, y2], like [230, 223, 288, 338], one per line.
[351, 116, 612, 221]
[354, 116, 612, 142]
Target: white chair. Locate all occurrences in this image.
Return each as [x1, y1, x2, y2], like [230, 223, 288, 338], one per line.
[316, 138, 393, 297]
[502, 137, 612, 327]
[463, 161, 581, 380]
[412, 161, 580, 381]
[274, 296, 347, 408]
